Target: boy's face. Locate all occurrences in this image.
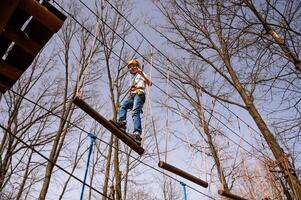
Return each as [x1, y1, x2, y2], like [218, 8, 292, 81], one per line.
[128, 64, 139, 74]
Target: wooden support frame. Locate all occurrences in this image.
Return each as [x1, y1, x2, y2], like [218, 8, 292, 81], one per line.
[218, 189, 248, 200]
[2, 29, 41, 55]
[19, 0, 64, 33]
[73, 97, 144, 155]
[0, 0, 21, 34]
[158, 161, 208, 188]
[0, 82, 9, 93]
[0, 60, 23, 81]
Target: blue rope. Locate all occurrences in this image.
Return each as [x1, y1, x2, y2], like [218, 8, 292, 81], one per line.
[180, 181, 187, 200]
[80, 133, 97, 200]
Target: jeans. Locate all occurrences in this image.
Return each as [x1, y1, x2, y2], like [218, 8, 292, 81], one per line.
[118, 93, 145, 134]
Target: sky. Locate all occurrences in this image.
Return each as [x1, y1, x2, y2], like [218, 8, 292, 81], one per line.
[58, 0, 273, 199]
[2, 0, 298, 199]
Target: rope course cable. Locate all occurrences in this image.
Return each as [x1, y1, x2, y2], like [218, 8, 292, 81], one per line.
[7, 89, 216, 199]
[77, 1, 267, 164]
[98, 0, 294, 155]
[2, 1, 276, 198]
[2, 1, 290, 199]
[0, 124, 113, 200]
[52, 1, 298, 198]
[35, 7, 271, 200]
[76, 0, 269, 160]
[50, 0, 261, 162]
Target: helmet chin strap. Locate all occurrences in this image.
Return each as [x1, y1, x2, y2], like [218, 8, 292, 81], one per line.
[130, 71, 136, 75]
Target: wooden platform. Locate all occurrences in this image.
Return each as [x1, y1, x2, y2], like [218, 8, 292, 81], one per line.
[0, 0, 66, 94]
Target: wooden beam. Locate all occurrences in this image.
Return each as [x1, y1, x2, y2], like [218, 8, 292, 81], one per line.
[73, 97, 145, 155]
[0, 82, 9, 94]
[19, 0, 64, 33]
[0, 60, 23, 81]
[218, 189, 248, 200]
[2, 29, 41, 56]
[0, 0, 21, 34]
[158, 161, 208, 188]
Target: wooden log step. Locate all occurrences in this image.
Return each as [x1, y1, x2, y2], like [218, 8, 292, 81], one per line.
[158, 161, 208, 188]
[73, 96, 145, 155]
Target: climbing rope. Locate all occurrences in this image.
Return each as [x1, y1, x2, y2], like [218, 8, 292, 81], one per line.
[164, 61, 170, 162]
[80, 133, 97, 200]
[76, 21, 100, 98]
[142, 47, 154, 145]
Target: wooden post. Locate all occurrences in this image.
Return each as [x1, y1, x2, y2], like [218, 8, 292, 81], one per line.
[218, 189, 248, 200]
[73, 97, 144, 155]
[19, 0, 64, 33]
[0, 0, 21, 34]
[158, 161, 208, 188]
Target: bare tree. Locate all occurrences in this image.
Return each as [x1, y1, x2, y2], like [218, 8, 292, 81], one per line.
[38, 2, 103, 198]
[0, 50, 60, 199]
[152, 0, 301, 197]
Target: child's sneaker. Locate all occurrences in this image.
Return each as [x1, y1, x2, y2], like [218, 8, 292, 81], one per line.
[117, 120, 126, 130]
[129, 131, 142, 143]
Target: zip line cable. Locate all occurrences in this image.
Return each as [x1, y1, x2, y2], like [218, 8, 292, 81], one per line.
[7, 89, 215, 199]
[1, 2, 265, 199]
[69, 0, 268, 159]
[99, 0, 280, 145]
[4, 1, 260, 195]
[48, 0, 268, 172]
[0, 124, 113, 200]
[4, 1, 267, 197]
[50, 0, 260, 162]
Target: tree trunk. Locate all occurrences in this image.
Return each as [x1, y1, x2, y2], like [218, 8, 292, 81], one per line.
[113, 137, 122, 200]
[222, 47, 301, 198]
[102, 135, 114, 200]
[16, 149, 34, 200]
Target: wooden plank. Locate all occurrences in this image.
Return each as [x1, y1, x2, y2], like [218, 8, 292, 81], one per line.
[218, 189, 248, 200]
[0, 37, 11, 58]
[2, 29, 41, 56]
[158, 161, 208, 188]
[5, 45, 35, 71]
[42, 1, 67, 22]
[6, 7, 30, 30]
[0, 82, 9, 94]
[0, 8, 30, 58]
[23, 0, 67, 46]
[0, 0, 21, 34]
[73, 97, 145, 155]
[0, 82, 8, 94]
[19, 0, 64, 33]
[0, 74, 14, 94]
[24, 18, 53, 46]
[0, 59, 23, 81]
